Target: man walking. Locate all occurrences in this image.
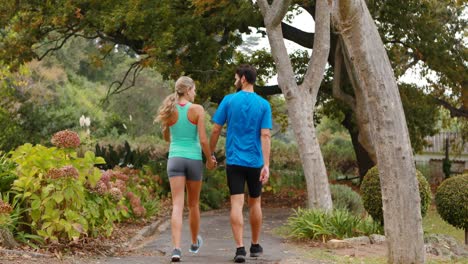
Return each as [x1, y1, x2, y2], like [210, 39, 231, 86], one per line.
[209, 64, 272, 263]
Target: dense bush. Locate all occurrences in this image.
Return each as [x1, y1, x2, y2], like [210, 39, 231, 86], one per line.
[0, 152, 17, 192]
[317, 117, 357, 175]
[200, 169, 229, 210]
[361, 166, 431, 224]
[270, 140, 301, 170]
[435, 174, 468, 232]
[330, 184, 365, 216]
[10, 142, 109, 242]
[287, 208, 383, 241]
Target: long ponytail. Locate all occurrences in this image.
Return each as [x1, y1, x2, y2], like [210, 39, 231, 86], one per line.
[155, 76, 194, 127]
[155, 93, 177, 127]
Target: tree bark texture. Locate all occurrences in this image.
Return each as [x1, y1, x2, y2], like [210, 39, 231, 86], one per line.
[331, 0, 425, 263]
[258, 0, 332, 210]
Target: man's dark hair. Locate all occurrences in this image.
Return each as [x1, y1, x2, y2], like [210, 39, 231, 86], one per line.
[236, 64, 257, 85]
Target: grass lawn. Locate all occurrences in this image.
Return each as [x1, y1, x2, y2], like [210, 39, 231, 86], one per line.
[423, 205, 465, 244]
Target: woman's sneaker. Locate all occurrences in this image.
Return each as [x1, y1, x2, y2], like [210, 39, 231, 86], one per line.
[171, 248, 182, 262]
[189, 235, 203, 254]
[250, 243, 263, 257]
[234, 246, 246, 263]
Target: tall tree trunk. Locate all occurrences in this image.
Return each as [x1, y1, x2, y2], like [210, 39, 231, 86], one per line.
[332, 0, 425, 263]
[258, 0, 332, 210]
[333, 44, 377, 178]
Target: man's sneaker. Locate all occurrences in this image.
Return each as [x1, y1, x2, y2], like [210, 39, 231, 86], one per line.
[171, 248, 182, 262]
[234, 246, 246, 263]
[250, 243, 263, 257]
[189, 235, 203, 253]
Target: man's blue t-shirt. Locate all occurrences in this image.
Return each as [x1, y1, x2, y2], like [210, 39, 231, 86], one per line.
[212, 91, 272, 168]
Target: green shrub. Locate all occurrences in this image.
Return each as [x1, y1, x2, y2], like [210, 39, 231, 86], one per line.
[361, 166, 431, 224]
[10, 143, 106, 242]
[266, 168, 305, 194]
[0, 152, 17, 192]
[270, 140, 301, 170]
[321, 136, 357, 174]
[330, 184, 365, 216]
[287, 208, 383, 241]
[435, 174, 468, 231]
[200, 169, 229, 210]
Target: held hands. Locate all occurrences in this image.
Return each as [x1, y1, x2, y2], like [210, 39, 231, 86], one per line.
[260, 166, 270, 184]
[206, 155, 217, 170]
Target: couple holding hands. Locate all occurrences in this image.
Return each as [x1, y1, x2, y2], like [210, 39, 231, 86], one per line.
[156, 64, 272, 263]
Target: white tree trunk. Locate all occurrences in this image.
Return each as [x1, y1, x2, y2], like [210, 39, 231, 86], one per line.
[258, 0, 332, 210]
[286, 95, 333, 208]
[331, 0, 425, 263]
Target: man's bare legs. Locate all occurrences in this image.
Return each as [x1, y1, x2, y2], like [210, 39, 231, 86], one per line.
[230, 194, 245, 247]
[248, 196, 262, 244]
[231, 195, 263, 246]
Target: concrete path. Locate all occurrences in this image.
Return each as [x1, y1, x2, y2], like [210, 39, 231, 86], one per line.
[88, 207, 316, 264]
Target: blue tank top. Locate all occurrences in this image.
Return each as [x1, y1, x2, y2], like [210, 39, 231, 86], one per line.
[168, 103, 202, 160]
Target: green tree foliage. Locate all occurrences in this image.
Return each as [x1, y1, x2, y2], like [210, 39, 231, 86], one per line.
[399, 83, 440, 152]
[371, 0, 467, 115]
[0, 0, 262, 100]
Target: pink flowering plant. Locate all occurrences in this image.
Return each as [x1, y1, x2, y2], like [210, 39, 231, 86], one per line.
[84, 169, 131, 237]
[5, 129, 162, 245]
[116, 166, 161, 218]
[50, 130, 81, 149]
[9, 130, 107, 243]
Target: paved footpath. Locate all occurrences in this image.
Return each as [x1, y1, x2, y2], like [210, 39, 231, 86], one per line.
[86, 207, 321, 264]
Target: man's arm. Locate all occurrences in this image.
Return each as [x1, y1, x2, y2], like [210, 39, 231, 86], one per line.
[260, 128, 271, 184]
[209, 124, 223, 154]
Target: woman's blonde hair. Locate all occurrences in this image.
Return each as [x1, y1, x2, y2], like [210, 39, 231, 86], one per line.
[155, 76, 195, 126]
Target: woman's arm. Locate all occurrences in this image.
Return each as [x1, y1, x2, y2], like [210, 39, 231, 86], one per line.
[195, 105, 215, 169]
[162, 125, 170, 142]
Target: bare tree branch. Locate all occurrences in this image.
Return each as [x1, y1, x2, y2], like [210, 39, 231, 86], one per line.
[254, 84, 282, 96]
[112, 64, 143, 95]
[101, 44, 116, 60]
[434, 98, 468, 118]
[103, 60, 144, 103]
[300, 0, 330, 98]
[281, 22, 314, 49]
[35, 28, 80, 60]
[333, 41, 356, 111]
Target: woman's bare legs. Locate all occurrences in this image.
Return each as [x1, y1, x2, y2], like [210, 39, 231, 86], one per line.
[186, 180, 202, 244]
[169, 176, 186, 249]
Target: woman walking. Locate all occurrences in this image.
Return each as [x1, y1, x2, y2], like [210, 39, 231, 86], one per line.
[156, 76, 216, 262]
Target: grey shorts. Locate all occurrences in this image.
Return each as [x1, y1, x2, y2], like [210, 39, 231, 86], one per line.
[167, 157, 203, 181]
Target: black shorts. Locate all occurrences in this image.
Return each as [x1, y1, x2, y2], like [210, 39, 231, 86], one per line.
[226, 165, 263, 198]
